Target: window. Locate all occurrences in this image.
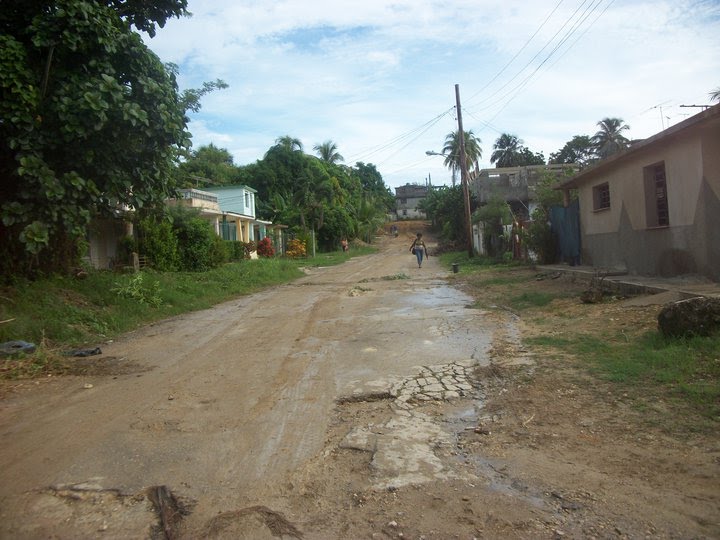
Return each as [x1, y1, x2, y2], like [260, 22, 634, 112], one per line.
[644, 162, 669, 227]
[592, 182, 610, 211]
[245, 192, 250, 208]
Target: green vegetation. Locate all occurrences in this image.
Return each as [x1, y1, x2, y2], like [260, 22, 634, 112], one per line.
[440, 252, 720, 424]
[526, 331, 720, 421]
[438, 251, 525, 273]
[0, 246, 375, 378]
[508, 291, 557, 310]
[173, 140, 392, 254]
[0, 0, 228, 276]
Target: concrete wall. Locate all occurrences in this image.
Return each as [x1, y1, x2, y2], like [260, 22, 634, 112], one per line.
[578, 121, 720, 279]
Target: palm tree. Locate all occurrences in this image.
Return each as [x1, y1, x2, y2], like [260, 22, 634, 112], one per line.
[275, 135, 303, 152]
[441, 130, 482, 186]
[710, 87, 720, 102]
[352, 194, 387, 243]
[313, 140, 344, 164]
[490, 133, 523, 167]
[591, 117, 630, 159]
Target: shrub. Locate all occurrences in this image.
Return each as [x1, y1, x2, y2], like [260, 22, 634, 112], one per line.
[225, 241, 244, 261]
[286, 238, 306, 258]
[257, 237, 275, 258]
[111, 273, 163, 307]
[138, 216, 179, 271]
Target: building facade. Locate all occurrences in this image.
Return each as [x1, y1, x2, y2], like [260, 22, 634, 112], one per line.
[394, 184, 428, 220]
[557, 105, 720, 280]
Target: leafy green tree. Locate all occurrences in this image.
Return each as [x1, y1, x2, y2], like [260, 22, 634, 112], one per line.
[419, 186, 470, 247]
[313, 140, 344, 164]
[351, 195, 388, 243]
[591, 117, 630, 159]
[0, 0, 192, 276]
[441, 130, 482, 186]
[523, 172, 566, 264]
[549, 135, 594, 168]
[176, 143, 240, 187]
[473, 197, 514, 257]
[352, 162, 394, 211]
[518, 147, 546, 166]
[239, 138, 390, 250]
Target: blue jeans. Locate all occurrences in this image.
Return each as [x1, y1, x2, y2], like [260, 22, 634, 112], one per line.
[415, 248, 424, 266]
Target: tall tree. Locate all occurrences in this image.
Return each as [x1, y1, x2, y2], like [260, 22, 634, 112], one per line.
[441, 130, 482, 186]
[591, 117, 630, 159]
[491, 133, 546, 167]
[549, 135, 595, 168]
[352, 162, 394, 211]
[710, 87, 720, 102]
[176, 144, 239, 186]
[0, 0, 194, 276]
[490, 133, 523, 167]
[275, 135, 303, 152]
[314, 140, 344, 164]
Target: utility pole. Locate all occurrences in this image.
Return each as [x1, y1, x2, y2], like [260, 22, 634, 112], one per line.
[455, 84, 473, 258]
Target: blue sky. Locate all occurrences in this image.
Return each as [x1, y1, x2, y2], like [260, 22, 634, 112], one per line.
[144, 0, 720, 190]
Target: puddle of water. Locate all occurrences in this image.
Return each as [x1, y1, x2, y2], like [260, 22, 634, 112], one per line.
[469, 455, 548, 510]
[444, 400, 548, 511]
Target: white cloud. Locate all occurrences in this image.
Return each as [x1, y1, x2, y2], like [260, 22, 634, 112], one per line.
[145, 0, 720, 189]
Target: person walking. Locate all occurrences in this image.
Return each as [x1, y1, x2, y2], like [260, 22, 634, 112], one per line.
[410, 232, 428, 268]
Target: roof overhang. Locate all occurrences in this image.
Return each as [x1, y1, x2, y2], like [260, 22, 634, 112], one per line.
[557, 104, 720, 190]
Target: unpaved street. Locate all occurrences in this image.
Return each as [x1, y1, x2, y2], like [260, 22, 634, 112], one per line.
[2, 230, 719, 539]
[1, 231, 499, 538]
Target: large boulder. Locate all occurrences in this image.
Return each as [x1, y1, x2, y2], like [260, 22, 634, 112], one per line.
[657, 297, 720, 338]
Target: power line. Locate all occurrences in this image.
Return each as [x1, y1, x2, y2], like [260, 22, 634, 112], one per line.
[467, 0, 611, 124]
[466, 0, 595, 111]
[344, 106, 454, 164]
[546, 0, 616, 71]
[467, 0, 566, 103]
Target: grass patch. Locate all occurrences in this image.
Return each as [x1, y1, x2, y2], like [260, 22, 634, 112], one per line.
[438, 251, 528, 274]
[528, 331, 720, 421]
[508, 291, 558, 310]
[0, 250, 375, 379]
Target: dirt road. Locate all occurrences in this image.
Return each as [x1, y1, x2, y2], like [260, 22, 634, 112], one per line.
[1, 229, 718, 539]
[0, 230, 495, 538]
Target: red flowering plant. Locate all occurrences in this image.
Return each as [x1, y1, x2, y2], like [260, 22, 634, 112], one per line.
[256, 236, 275, 258]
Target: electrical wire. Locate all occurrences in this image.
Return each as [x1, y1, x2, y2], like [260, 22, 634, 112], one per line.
[344, 106, 454, 164]
[466, 0, 612, 127]
[466, 0, 595, 111]
[480, 0, 609, 124]
[467, 0, 566, 103]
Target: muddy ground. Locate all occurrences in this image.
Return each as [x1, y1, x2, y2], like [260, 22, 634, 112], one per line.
[0, 223, 718, 539]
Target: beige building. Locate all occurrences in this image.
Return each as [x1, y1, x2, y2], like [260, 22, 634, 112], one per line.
[558, 104, 720, 280]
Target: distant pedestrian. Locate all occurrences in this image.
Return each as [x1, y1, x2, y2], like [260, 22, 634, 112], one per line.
[341, 238, 348, 252]
[410, 232, 428, 268]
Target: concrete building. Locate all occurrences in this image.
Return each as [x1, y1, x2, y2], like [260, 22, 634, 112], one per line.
[557, 104, 720, 280]
[394, 184, 428, 220]
[471, 164, 574, 220]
